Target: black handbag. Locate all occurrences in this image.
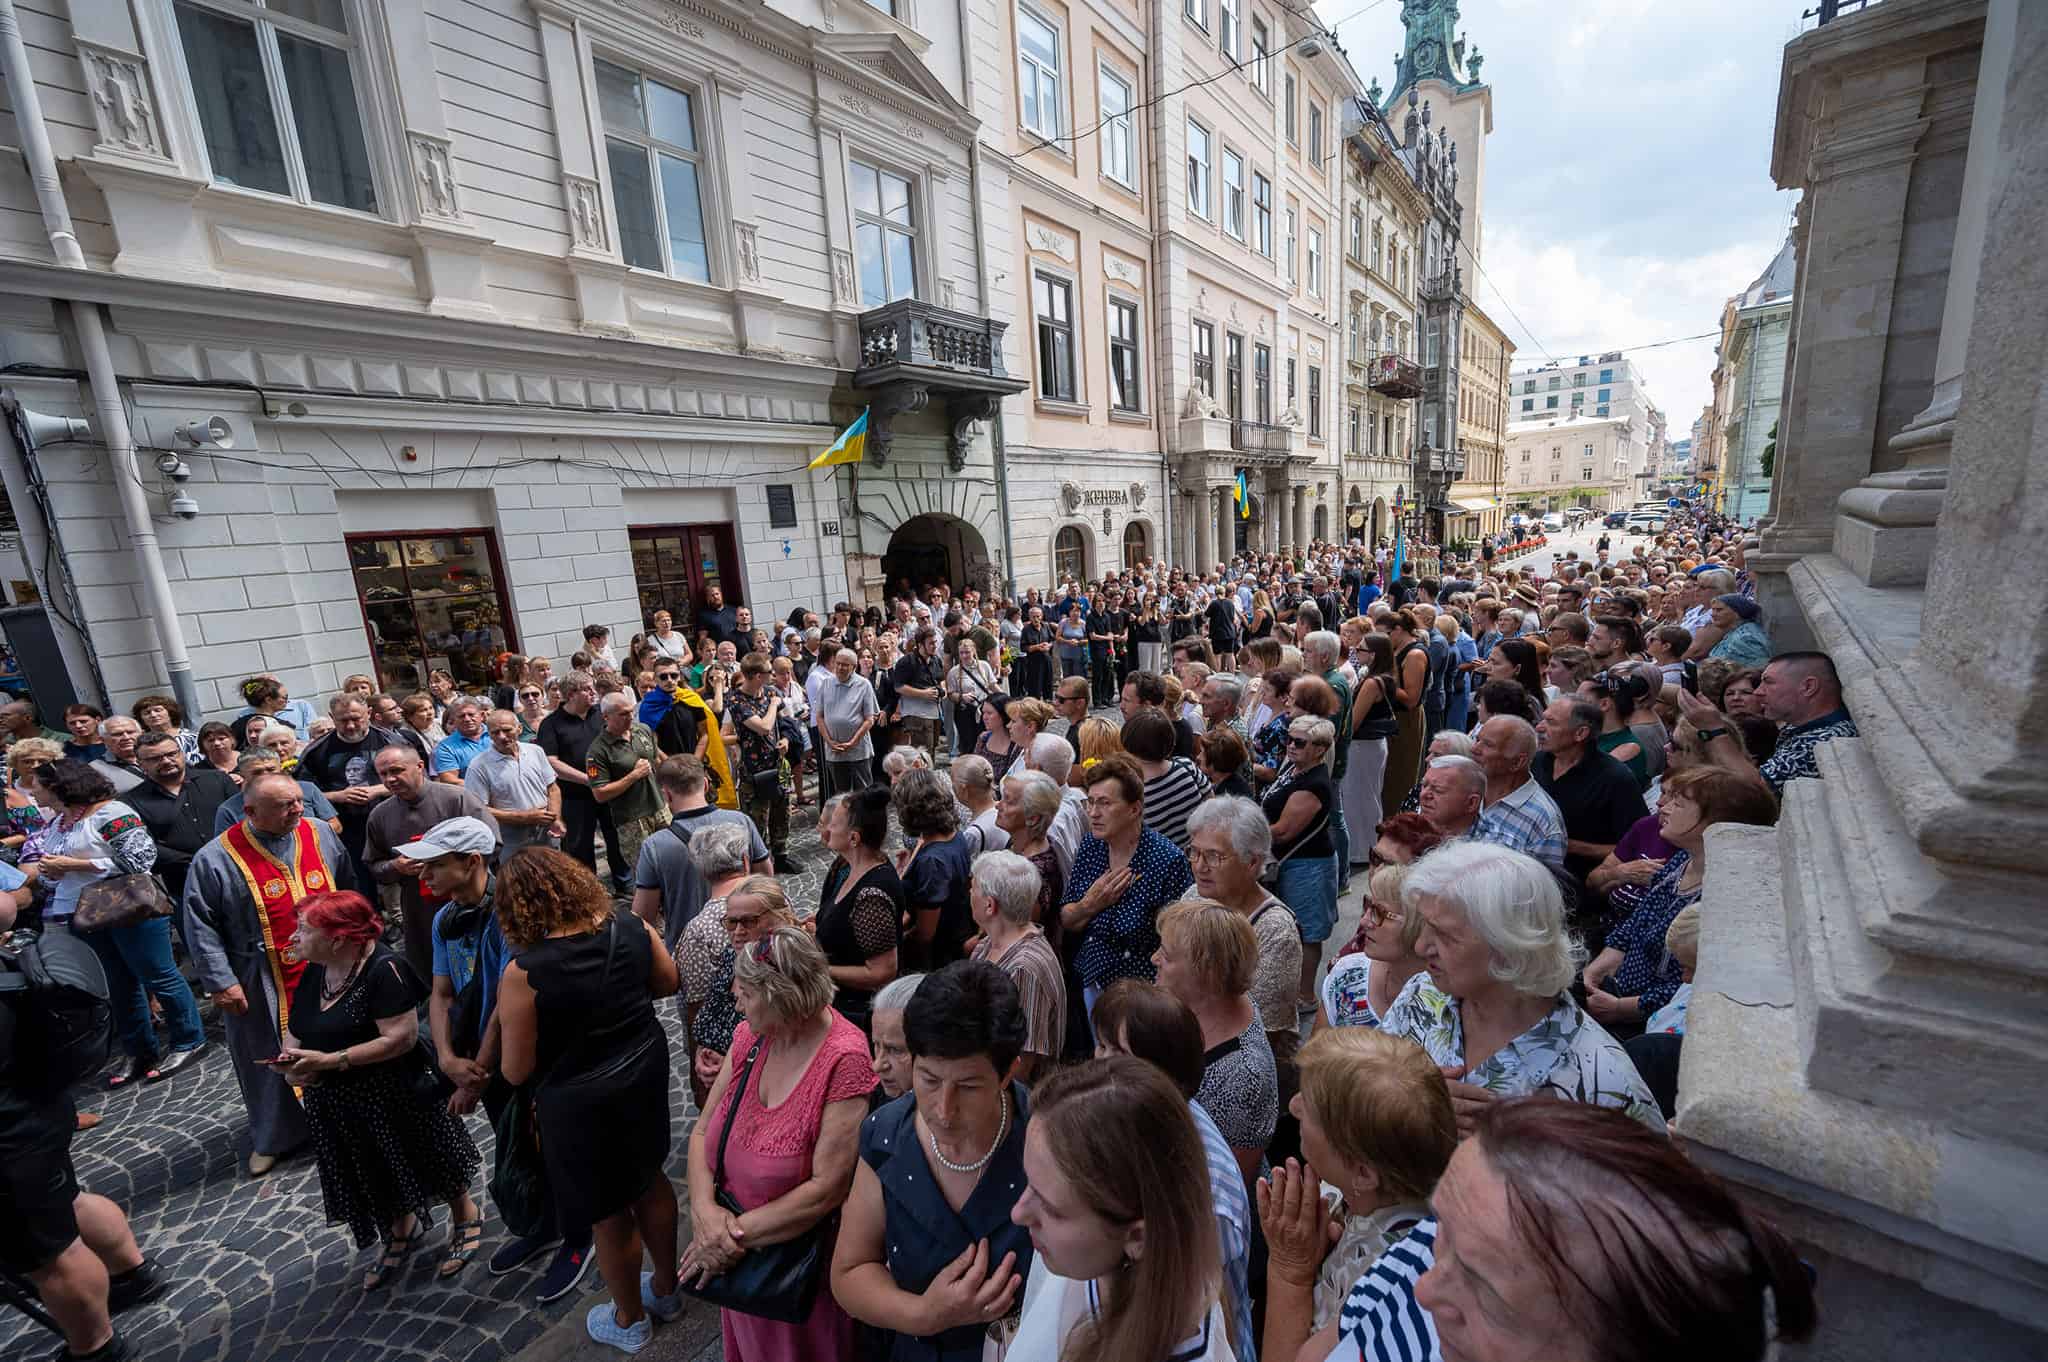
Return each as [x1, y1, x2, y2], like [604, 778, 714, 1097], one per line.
[681, 1037, 830, 1324]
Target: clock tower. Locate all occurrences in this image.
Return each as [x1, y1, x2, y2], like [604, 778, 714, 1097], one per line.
[1382, 0, 1493, 264]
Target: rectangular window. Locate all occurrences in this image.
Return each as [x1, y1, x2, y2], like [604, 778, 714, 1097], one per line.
[1522, 379, 1535, 394]
[1426, 320, 1439, 367]
[1307, 365, 1322, 438]
[1226, 333, 1244, 420]
[1218, 0, 1237, 58]
[1546, 395, 1559, 409]
[1349, 210, 1363, 261]
[1222, 149, 1245, 239]
[1110, 297, 1142, 412]
[1192, 321, 1215, 396]
[1596, 405, 1610, 416]
[1582, 467, 1594, 481]
[1252, 173, 1272, 255]
[1600, 368, 1614, 384]
[1573, 373, 1585, 387]
[1521, 398, 1533, 412]
[1308, 101, 1323, 166]
[1372, 222, 1383, 274]
[348, 532, 514, 697]
[1306, 227, 1322, 296]
[1571, 391, 1584, 406]
[1348, 405, 1360, 455]
[850, 159, 919, 305]
[1034, 271, 1076, 401]
[1186, 121, 1211, 218]
[1286, 356, 1297, 404]
[1284, 72, 1297, 142]
[1547, 376, 1560, 390]
[1250, 19, 1270, 93]
[1183, 0, 1205, 29]
[1283, 208, 1297, 282]
[1584, 444, 1595, 458]
[1597, 387, 1612, 403]
[174, 0, 379, 213]
[599, 60, 714, 282]
[1254, 343, 1271, 423]
[1100, 69, 1135, 187]
[1018, 8, 1063, 139]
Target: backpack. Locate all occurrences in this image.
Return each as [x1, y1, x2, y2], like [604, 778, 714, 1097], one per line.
[0, 930, 113, 1094]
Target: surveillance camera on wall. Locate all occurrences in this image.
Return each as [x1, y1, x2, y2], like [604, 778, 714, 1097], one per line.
[154, 451, 192, 482]
[174, 416, 235, 449]
[168, 491, 200, 520]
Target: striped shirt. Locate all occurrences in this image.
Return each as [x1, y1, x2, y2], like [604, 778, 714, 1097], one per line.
[1189, 1100, 1255, 1362]
[1330, 1219, 1440, 1362]
[1473, 777, 1567, 870]
[1143, 756, 1212, 851]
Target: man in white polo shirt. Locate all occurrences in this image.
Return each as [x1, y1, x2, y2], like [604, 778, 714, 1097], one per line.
[465, 710, 563, 861]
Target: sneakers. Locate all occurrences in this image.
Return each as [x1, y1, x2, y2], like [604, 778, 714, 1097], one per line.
[106, 1261, 166, 1315]
[535, 1235, 595, 1304]
[639, 1271, 685, 1323]
[50, 1330, 129, 1362]
[584, 1302, 650, 1355]
[487, 1229, 558, 1277]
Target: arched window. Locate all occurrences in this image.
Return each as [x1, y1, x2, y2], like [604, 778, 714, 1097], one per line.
[1054, 525, 1086, 584]
[1313, 504, 1329, 542]
[1122, 521, 1148, 570]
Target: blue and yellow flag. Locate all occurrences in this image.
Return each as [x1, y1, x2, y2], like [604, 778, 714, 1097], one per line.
[1234, 470, 1251, 519]
[809, 409, 869, 469]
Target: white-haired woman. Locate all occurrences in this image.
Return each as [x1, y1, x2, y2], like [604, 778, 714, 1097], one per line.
[866, 972, 925, 1105]
[1379, 841, 1664, 1134]
[968, 850, 1065, 1078]
[1184, 797, 1299, 1064]
[676, 835, 795, 1107]
[951, 753, 1007, 856]
[995, 770, 1064, 952]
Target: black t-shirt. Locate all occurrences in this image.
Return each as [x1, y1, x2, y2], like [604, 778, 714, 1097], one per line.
[1263, 761, 1334, 860]
[698, 605, 739, 645]
[288, 946, 419, 1057]
[1205, 597, 1239, 645]
[538, 707, 604, 800]
[1090, 609, 1126, 649]
[1167, 598, 1199, 642]
[1532, 750, 1648, 882]
[300, 729, 404, 842]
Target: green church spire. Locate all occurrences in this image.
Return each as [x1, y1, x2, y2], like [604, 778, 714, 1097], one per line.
[1383, 0, 1486, 110]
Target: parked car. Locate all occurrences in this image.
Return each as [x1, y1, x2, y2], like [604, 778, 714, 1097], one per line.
[1603, 511, 1629, 529]
[1626, 512, 1665, 534]
[1541, 512, 1567, 532]
[1564, 507, 1594, 526]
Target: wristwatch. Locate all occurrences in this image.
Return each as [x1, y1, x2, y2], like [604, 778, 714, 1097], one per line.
[1696, 727, 1729, 742]
[337, 1047, 352, 1072]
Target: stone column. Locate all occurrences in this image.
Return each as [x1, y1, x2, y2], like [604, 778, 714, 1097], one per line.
[1288, 484, 1305, 549]
[1835, 0, 2013, 586]
[1193, 484, 1216, 572]
[1750, 3, 1986, 630]
[1215, 486, 1234, 565]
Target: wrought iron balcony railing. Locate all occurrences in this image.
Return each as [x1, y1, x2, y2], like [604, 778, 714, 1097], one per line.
[1367, 354, 1423, 399]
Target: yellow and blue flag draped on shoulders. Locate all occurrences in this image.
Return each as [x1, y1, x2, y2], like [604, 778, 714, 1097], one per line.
[810, 409, 869, 469]
[1234, 470, 1251, 519]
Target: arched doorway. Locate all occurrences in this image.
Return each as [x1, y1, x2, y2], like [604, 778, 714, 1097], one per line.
[1371, 497, 1389, 546]
[1313, 504, 1328, 543]
[1052, 523, 1089, 587]
[885, 514, 991, 597]
[1122, 521, 1149, 571]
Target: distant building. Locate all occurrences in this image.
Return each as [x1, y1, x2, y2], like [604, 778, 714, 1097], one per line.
[1719, 236, 1797, 523]
[1502, 412, 1636, 513]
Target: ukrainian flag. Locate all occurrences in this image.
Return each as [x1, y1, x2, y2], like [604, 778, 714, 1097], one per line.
[809, 408, 869, 469]
[1234, 470, 1251, 519]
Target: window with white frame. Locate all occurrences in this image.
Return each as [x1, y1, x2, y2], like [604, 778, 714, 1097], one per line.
[1100, 69, 1135, 188]
[1218, 0, 1238, 58]
[1253, 342, 1271, 423]
[1251, 172, 1271, 255]
[1186, 120, 1212, 218]
[1035, 271, 1077, 401]
[1284, 71, 1297, 143]
[1306, 226, 1322, 297]
[1193, 320, 1215, 396]
[1249, 18, 1270, 94]
[1348, 405, 1360, 454]
[1018, 8, 1063, 139]
[597, 59, 714, 282]
[172, 0, 379, 213]
[1308, 101, 1324, 167]
[1183, 0, 1205, 28]
[1372, 222, 1383, 273]
[1109, 296, 1142, 413]
[1307, 364, 1322, 437]
[850, 158, 919, 305]
[1222, 148, 1245, 240]
[1283, 207, 1297, 283]
[1348, 209, 1363, 261]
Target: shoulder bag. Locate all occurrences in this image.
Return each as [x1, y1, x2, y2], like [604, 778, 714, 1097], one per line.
[73, 871, 175, 933]
[681, 1036, 831, 1324]
[1259, 774, 1331, 889]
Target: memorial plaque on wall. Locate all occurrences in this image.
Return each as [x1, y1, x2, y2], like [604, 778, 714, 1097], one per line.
[766, 484, 798, 528]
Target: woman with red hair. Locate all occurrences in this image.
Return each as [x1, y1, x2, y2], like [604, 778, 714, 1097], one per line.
[276, 890, 482, 1290]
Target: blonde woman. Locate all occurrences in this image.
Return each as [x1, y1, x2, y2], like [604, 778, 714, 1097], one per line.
[1070, 716, 1124, 790]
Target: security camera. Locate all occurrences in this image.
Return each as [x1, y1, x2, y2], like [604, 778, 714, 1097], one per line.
[154, 451, 192, 482]
[168, 491, 200, 520]
[174, 416, 235, 449]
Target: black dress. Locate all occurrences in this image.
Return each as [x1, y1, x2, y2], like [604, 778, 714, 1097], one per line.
[817, 860, 905, 1030]
[521, 913, 672, 1228]
[291, 947, 480, 1248]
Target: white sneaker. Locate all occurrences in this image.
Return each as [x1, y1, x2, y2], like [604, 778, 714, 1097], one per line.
[585, 1302, 651, 1355]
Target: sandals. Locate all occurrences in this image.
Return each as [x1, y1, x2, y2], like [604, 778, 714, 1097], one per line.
[365, 1217, 423, 1291]
[108, 1057, 160, 1090]
[438, 1217, 485, 1279]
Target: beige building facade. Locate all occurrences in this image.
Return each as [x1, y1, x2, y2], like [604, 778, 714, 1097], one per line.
[1501, 412, 1634, 513]
[1451, 297, 1511, 541]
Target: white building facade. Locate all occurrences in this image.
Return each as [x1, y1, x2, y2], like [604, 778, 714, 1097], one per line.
[1502, 412, 1635, 513]
[0, 0, 1022, 716]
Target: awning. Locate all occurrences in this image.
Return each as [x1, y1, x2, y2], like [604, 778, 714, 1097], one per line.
[1451, 496, 1497, 512]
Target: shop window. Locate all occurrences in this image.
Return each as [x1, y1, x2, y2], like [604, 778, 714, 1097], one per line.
[348, 532, 513, 698]
[628, 524, 741, 644]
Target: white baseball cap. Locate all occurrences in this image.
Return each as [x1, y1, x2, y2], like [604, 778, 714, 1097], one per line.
[395, 816, 498, 861]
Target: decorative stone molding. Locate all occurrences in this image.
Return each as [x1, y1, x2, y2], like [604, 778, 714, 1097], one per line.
[566, 175, 609, 251]
[1103, 254, 1141, 287]
[1024, 223, 1075, 263]
[831, 249, 857, 306]
[1059, 481, 1083, 513]
[734, 222, 761, 284]
[1307, 339, 1325, 362]
[410, 133, 463, 222]
[1129, 480, 1147, 507]
[77, 42, 168, 163]
[938, 278, 957, 308]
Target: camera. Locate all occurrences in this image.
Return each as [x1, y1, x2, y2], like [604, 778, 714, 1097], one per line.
[155, 451, 192, 482]
[168, 491, 200, 520]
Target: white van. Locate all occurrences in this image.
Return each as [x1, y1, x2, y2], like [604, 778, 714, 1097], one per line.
[1541, 512, 1567, 532]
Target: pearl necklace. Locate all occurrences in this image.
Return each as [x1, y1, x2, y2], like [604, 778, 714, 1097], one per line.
[928, 1091, 1009, 1174]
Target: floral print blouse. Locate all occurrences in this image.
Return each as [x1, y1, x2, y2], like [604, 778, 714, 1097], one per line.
[1378, 971, 1667, 1132]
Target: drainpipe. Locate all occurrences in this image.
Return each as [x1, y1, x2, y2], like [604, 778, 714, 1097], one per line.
[1, 0, 204, 723]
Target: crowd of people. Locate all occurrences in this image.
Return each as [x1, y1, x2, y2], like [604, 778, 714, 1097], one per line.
[0, 506, 1841, 1362]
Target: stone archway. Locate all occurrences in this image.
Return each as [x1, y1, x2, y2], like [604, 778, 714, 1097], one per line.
[884, 513, 992, 598]
[1122, 520, 1151, 572]
[1371, 496, 1390, 546]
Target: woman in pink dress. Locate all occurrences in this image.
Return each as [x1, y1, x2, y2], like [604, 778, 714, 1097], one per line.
[682, 925, 876, 1360]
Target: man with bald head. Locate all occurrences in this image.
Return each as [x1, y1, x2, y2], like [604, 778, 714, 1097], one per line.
[365, 742, 498, 980]
[1419, 755, 1487, 840]
[182, 773, 356, 1176]
[1469, 715, 1567, 871]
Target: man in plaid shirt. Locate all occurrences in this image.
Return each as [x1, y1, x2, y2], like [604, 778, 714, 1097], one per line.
[1469, 716, 1567, 870]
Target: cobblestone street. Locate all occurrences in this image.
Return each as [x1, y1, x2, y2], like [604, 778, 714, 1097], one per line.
[0, 807, 836, 1362]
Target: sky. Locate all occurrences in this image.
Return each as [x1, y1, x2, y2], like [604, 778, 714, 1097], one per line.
[1313, 0, 1807, 435]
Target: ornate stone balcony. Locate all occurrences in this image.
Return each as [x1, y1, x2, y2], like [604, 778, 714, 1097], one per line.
[850, 299, 1026, 469]
[1367, 354, 1423, 399]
